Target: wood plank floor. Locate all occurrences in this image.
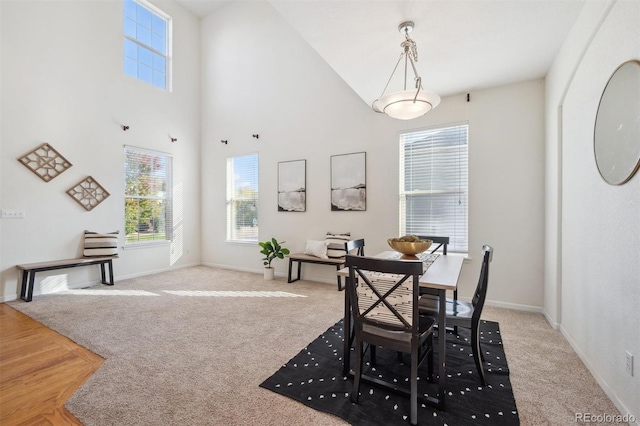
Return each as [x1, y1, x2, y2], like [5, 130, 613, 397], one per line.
[0, 303, 104, 425]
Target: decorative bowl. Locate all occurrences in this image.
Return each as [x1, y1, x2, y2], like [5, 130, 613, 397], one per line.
[387, 237, 432, 259]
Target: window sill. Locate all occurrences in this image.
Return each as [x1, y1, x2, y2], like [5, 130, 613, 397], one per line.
[226, 240, 258, 246]
[123, 241, 171, 250]
[447, 252, 472, 262]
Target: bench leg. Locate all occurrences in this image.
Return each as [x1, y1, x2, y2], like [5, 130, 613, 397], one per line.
[107, 260, 114, 285]
[336, 265, 343, 291]
[26, 272, 36, 302]
[20, 270, 29, 301]
[100, 260, 114, 286]
[288, 259, 302, 283]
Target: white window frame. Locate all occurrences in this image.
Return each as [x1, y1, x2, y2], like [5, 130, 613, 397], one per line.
[123, 0, 172, 91]
[226, 153, 259, 243]
[124, 146, 173, 247]
[399, 123, 469, 253]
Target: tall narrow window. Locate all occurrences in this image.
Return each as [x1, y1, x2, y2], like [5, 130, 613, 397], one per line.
[123, 0, 171, 90]
[227, 154, 259, 242]
[124, 146, 173, 245]
[399, 123, 469, 253]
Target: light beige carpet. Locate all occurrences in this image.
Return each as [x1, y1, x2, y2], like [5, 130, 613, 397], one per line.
[8, 266, 622, 425]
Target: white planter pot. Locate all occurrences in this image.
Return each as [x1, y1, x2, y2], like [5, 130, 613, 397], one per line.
[264, 267, 275, 280]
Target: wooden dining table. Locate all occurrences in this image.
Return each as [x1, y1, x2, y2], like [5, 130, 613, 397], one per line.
[337, 250, 464, 410]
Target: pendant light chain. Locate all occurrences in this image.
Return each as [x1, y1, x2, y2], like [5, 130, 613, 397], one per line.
[372, 20, 441, 120]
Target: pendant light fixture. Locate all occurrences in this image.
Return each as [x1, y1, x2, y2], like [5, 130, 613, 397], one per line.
[372, 21, 440, 120]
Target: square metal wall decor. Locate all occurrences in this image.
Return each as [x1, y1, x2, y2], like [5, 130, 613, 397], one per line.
[330, 152, 366, 211]
[18, 143, 73, 182]
[67, 176, 110, 211]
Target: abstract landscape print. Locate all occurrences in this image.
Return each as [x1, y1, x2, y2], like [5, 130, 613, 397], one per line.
[278, 159, 306, 212]
[331, 152, 366, 211]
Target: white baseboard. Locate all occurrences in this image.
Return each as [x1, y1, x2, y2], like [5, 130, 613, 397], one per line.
[455, 296, 543, 314]
[201, 262, 265, 276]
[542, 308, 560, 330]
[116, 262, 200, 281]
[1, 294, 18, 303]
[483, 299, 543, 313]
[560, 325, 639, 426]
[1, 278, 110, 303]
[201, 263, 337, 288]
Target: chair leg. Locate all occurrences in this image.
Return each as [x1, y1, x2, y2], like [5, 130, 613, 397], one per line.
[370, 344, 377, 366]
[471, 320, 486, 386]
[452, 290, 459, 334]
[352, 340, 363, 403]
[426, 333, 434, 382]
[410, 347, 418, 426]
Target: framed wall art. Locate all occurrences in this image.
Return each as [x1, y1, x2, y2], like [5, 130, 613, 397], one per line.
[330, 152, 366, 211]
[278, 159, 306, 212]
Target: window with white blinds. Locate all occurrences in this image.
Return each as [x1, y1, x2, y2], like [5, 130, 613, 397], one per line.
[227, 154, 259, 242]
[124, 0, 171, 90]
[124, 146, 173, 244]
[399, 123, 469, 253]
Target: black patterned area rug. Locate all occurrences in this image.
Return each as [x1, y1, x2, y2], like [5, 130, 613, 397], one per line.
[260, 319, 519, 425]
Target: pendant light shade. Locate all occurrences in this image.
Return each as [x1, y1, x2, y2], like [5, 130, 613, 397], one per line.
[373, 89, 440, 120]
[372, 21, 440, 120]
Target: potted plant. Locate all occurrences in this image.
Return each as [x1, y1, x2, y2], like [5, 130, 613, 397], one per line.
[258, 238, 290, 280]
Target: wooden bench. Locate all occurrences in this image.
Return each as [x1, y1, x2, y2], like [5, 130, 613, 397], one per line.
[287, 239, 364, 291]
[17, 257, 116, 302]
[287, 254, 347, 290]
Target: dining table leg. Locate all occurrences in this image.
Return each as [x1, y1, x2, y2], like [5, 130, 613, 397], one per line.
[437, 288, 446, 409]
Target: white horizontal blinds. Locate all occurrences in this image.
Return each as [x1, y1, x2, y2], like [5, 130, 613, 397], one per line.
[226, 154, 259, 242]
[399, 124, 469, 253]
[124, 146, 173, 244]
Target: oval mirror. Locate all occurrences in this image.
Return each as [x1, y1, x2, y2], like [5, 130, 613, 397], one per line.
[594, 60, 640, 185]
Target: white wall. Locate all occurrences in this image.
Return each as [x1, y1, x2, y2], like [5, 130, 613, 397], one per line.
[549, 0, 639, 419]
[544, 0, 614, 328]
[0, 0, 201, 301]
[200, 1, 545, 310]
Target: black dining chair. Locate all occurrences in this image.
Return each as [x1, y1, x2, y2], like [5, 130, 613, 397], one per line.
[346, 254, 434, 426]
[418, 235, 449, 255]
[419, 244, 493, 386]
[337, 239, 365, 292]
[415, 236, 453, 297]
[345, 238, 365, 256]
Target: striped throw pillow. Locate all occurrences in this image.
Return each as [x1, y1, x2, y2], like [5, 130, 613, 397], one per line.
[326, 232, 350, 259]
[84, 230, 119, 257]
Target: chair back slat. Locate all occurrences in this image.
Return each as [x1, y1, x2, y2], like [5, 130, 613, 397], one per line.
[346, 255, 423, 332]
[416, 235, 449, 255]
[345, 238, 365, 256]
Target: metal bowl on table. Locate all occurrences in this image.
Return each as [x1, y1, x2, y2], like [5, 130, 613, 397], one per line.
[387, 237, 432, 260]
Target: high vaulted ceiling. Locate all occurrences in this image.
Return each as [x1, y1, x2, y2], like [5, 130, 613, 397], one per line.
[176, 0, 586, 105]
